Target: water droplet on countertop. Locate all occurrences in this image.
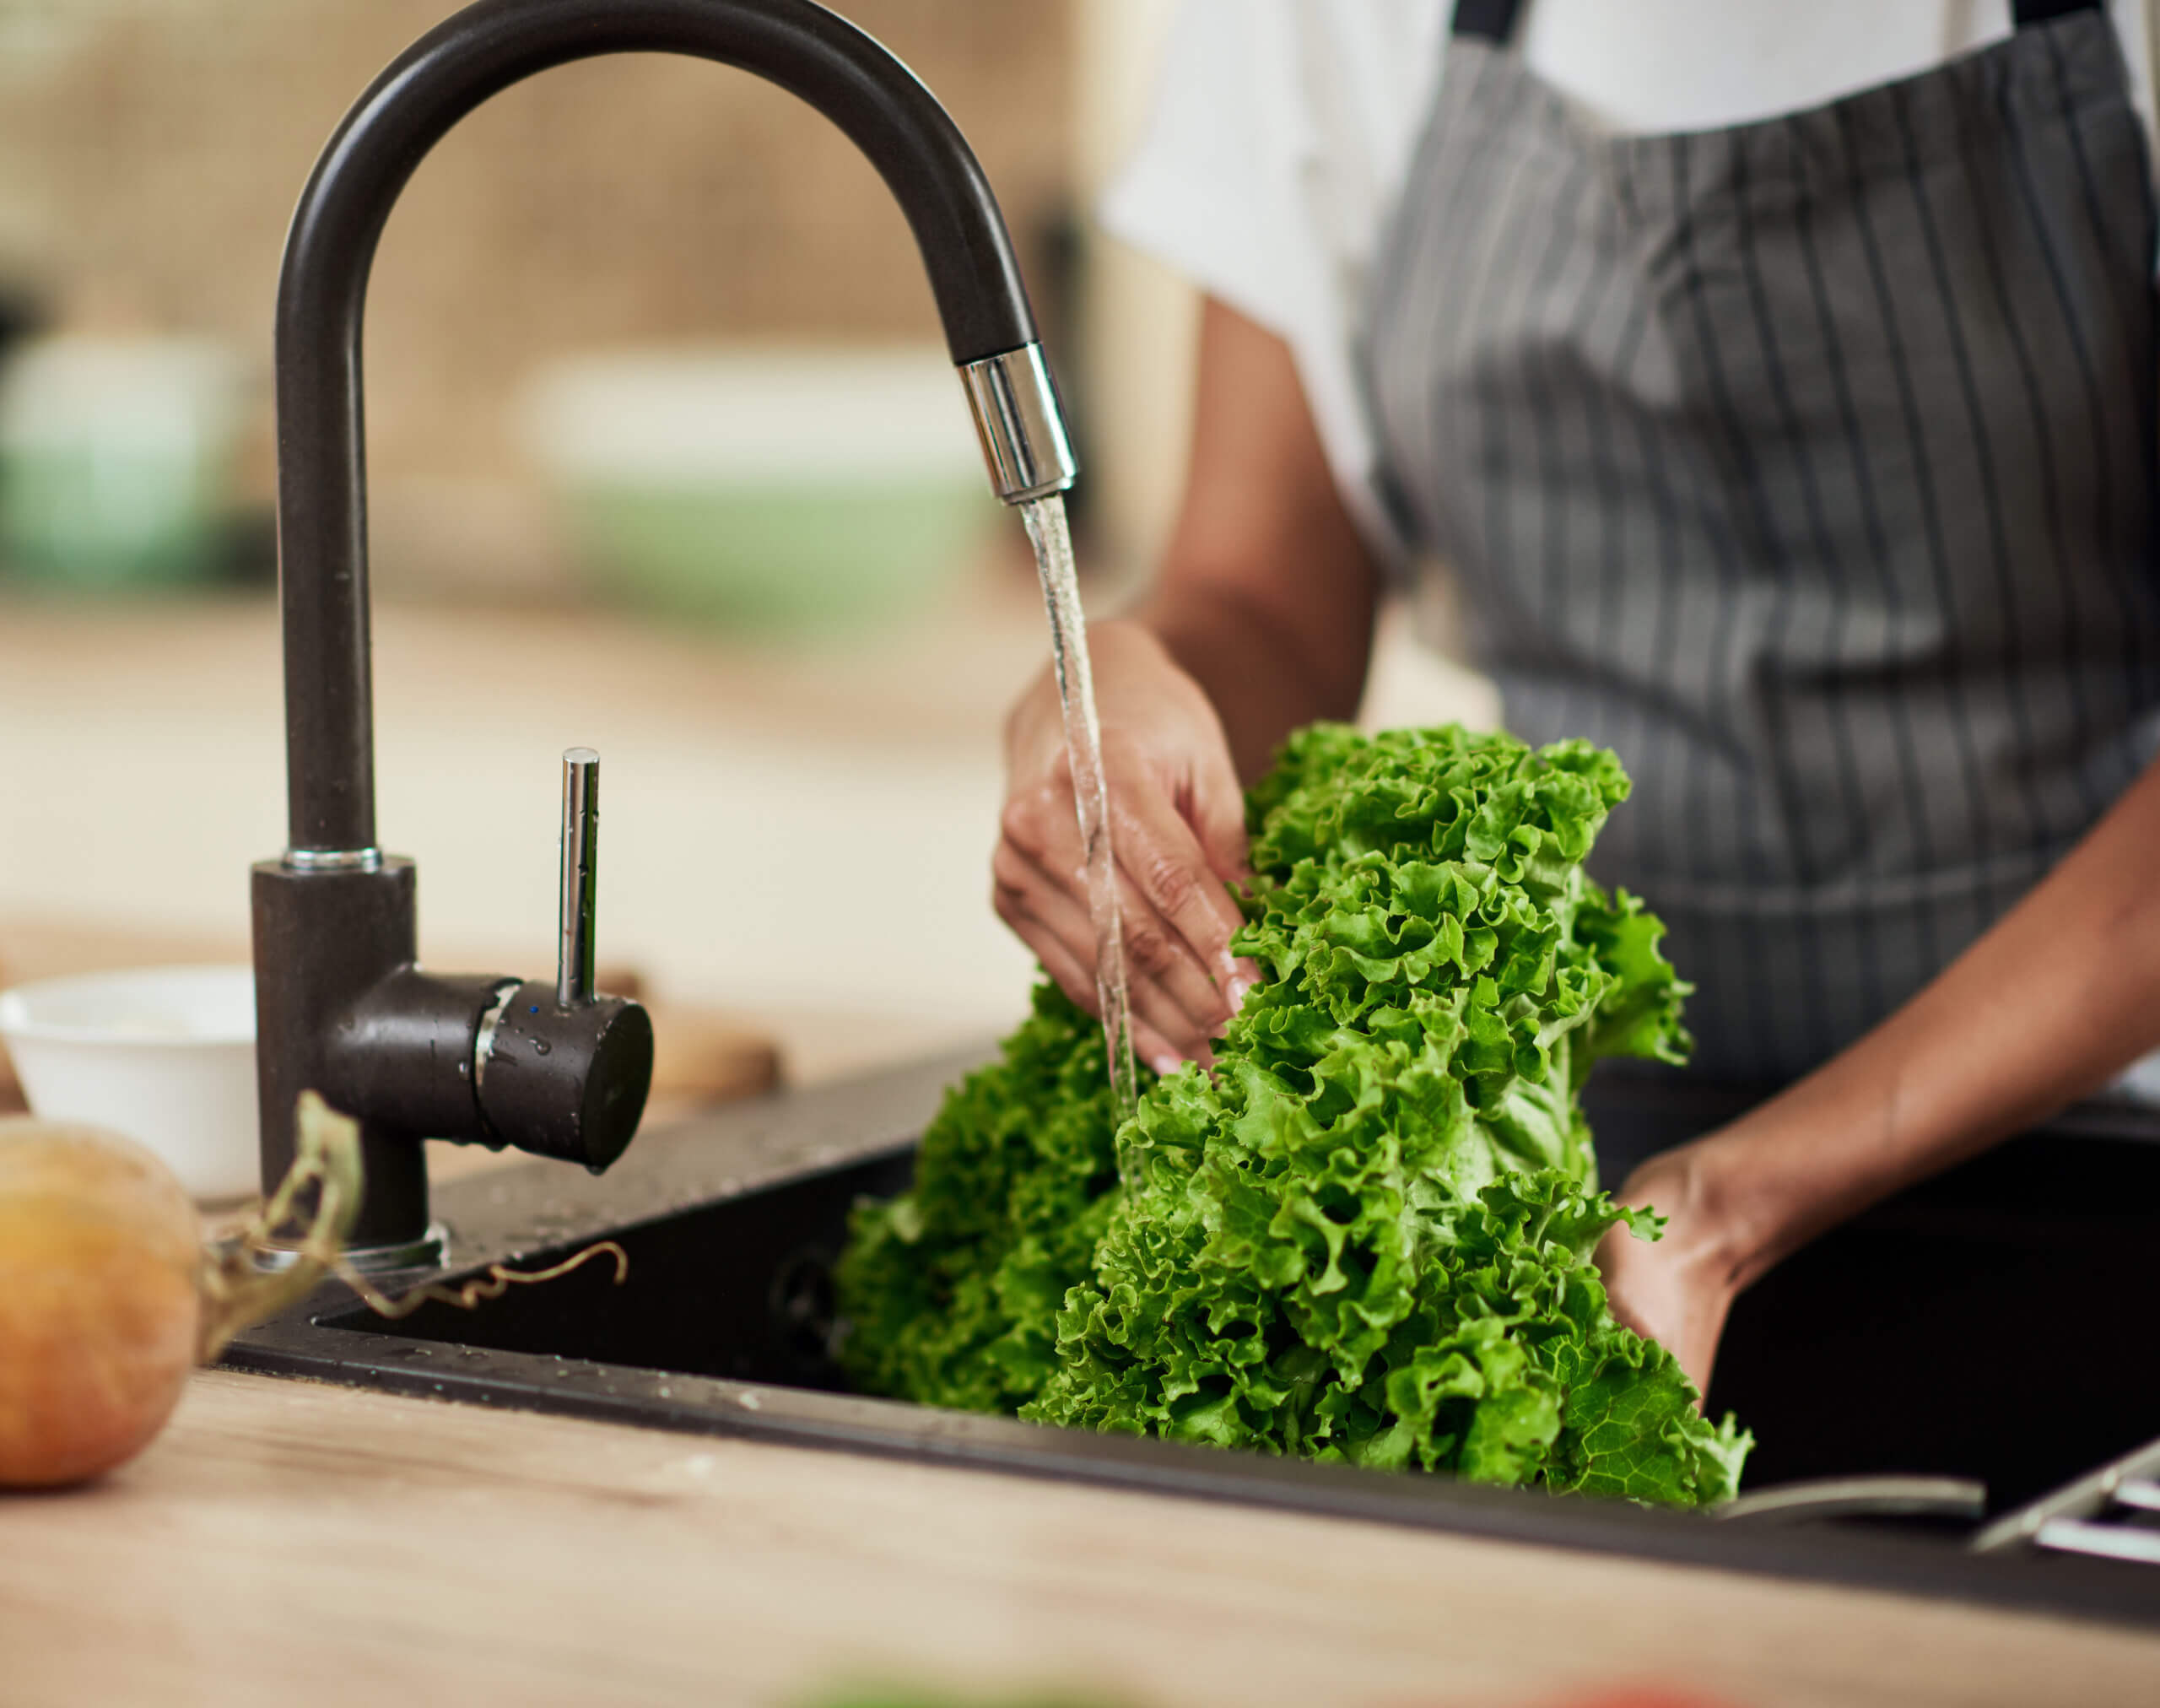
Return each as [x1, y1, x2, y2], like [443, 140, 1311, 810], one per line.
[533, 1039, 551, 1056]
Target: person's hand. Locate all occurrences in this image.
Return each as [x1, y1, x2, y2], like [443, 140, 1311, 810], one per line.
[994, 619, 1260, 1073]
[1595, 1143, 1744, 1402]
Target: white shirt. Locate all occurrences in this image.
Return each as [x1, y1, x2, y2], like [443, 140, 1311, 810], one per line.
[1103, 1, 2160, 565]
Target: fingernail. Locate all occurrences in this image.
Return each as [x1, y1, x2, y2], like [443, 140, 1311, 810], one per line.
[1150, 1052, 1181, 1078]
[1226, 976, 1254, 1012]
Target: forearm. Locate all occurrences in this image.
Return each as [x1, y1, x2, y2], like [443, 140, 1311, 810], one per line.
[1682, 755, 2160, 1289]
[1128, 296, 1381, 785]
[1136, 574, 1367, 782]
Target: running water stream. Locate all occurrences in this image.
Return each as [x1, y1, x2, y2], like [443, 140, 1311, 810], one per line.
[1020, 493, 1140, 1133]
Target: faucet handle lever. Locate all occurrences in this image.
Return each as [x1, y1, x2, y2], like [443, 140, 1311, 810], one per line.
[558, 747, 600, 1008]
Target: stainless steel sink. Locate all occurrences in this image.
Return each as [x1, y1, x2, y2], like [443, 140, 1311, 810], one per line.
[219, 1048, 2160, 1632]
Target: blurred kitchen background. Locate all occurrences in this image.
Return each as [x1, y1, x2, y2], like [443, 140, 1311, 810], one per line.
[0, 0, 1492, 1095]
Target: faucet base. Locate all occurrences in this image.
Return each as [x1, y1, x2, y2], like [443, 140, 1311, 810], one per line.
[252, 856, 433, 1248]
[249, 1220, 449, 1277]
[336, 1222, 451, 1274]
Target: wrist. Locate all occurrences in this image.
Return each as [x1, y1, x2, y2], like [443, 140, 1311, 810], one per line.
[1638, 1100, 1864, 1295]
[1007, 619, 1147, 755]
[1618, 1138, 1758, 1298]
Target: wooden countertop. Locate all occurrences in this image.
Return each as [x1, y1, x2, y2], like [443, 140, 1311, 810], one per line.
[3, 1370, 2156, 1708]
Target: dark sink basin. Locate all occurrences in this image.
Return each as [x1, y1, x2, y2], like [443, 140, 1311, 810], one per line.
[219, 1047, 2160, 1632]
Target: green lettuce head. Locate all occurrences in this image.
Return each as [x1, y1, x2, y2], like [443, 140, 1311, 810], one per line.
[839, 723, 1750, 1508]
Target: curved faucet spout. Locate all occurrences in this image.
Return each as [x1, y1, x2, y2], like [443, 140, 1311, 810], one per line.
[275, 0, 1062, 854]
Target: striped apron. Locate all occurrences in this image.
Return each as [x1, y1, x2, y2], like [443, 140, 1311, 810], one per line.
[1364, 0, 2160, 1085]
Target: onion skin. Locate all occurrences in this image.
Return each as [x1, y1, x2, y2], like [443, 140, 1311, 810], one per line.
[0, 1121, 202, 1489]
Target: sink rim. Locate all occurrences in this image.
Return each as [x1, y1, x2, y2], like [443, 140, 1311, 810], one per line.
[218, 1046, 2160, 1635]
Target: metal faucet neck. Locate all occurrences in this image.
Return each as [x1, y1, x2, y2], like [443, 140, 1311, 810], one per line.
[273, 0, 1051, 854]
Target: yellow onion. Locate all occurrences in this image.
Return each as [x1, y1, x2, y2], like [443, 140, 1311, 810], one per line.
[0, 1095, 361, 1489]
[0, 1121, 202, 1487]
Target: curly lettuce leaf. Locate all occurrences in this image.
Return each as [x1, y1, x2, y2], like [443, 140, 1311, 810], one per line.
[834, 981, 1142, 1411]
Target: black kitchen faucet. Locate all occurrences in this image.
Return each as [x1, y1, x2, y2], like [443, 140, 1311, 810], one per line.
[253, 0, 1077, 1267]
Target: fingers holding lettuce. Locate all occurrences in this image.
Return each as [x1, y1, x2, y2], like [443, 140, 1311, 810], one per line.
[994, 620, 1257, 1076]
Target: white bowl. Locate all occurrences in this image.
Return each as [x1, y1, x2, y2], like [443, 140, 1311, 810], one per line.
[0, 965, 258, 1203]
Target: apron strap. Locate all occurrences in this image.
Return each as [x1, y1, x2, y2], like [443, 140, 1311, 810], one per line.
[1450, 0, 1520, 43]
[1452, 0, 2099, 45]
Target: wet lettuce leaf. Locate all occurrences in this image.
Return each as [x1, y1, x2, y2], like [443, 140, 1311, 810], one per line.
[834, 979, 1142, 1413]
[837, 723, 1750, 1507]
